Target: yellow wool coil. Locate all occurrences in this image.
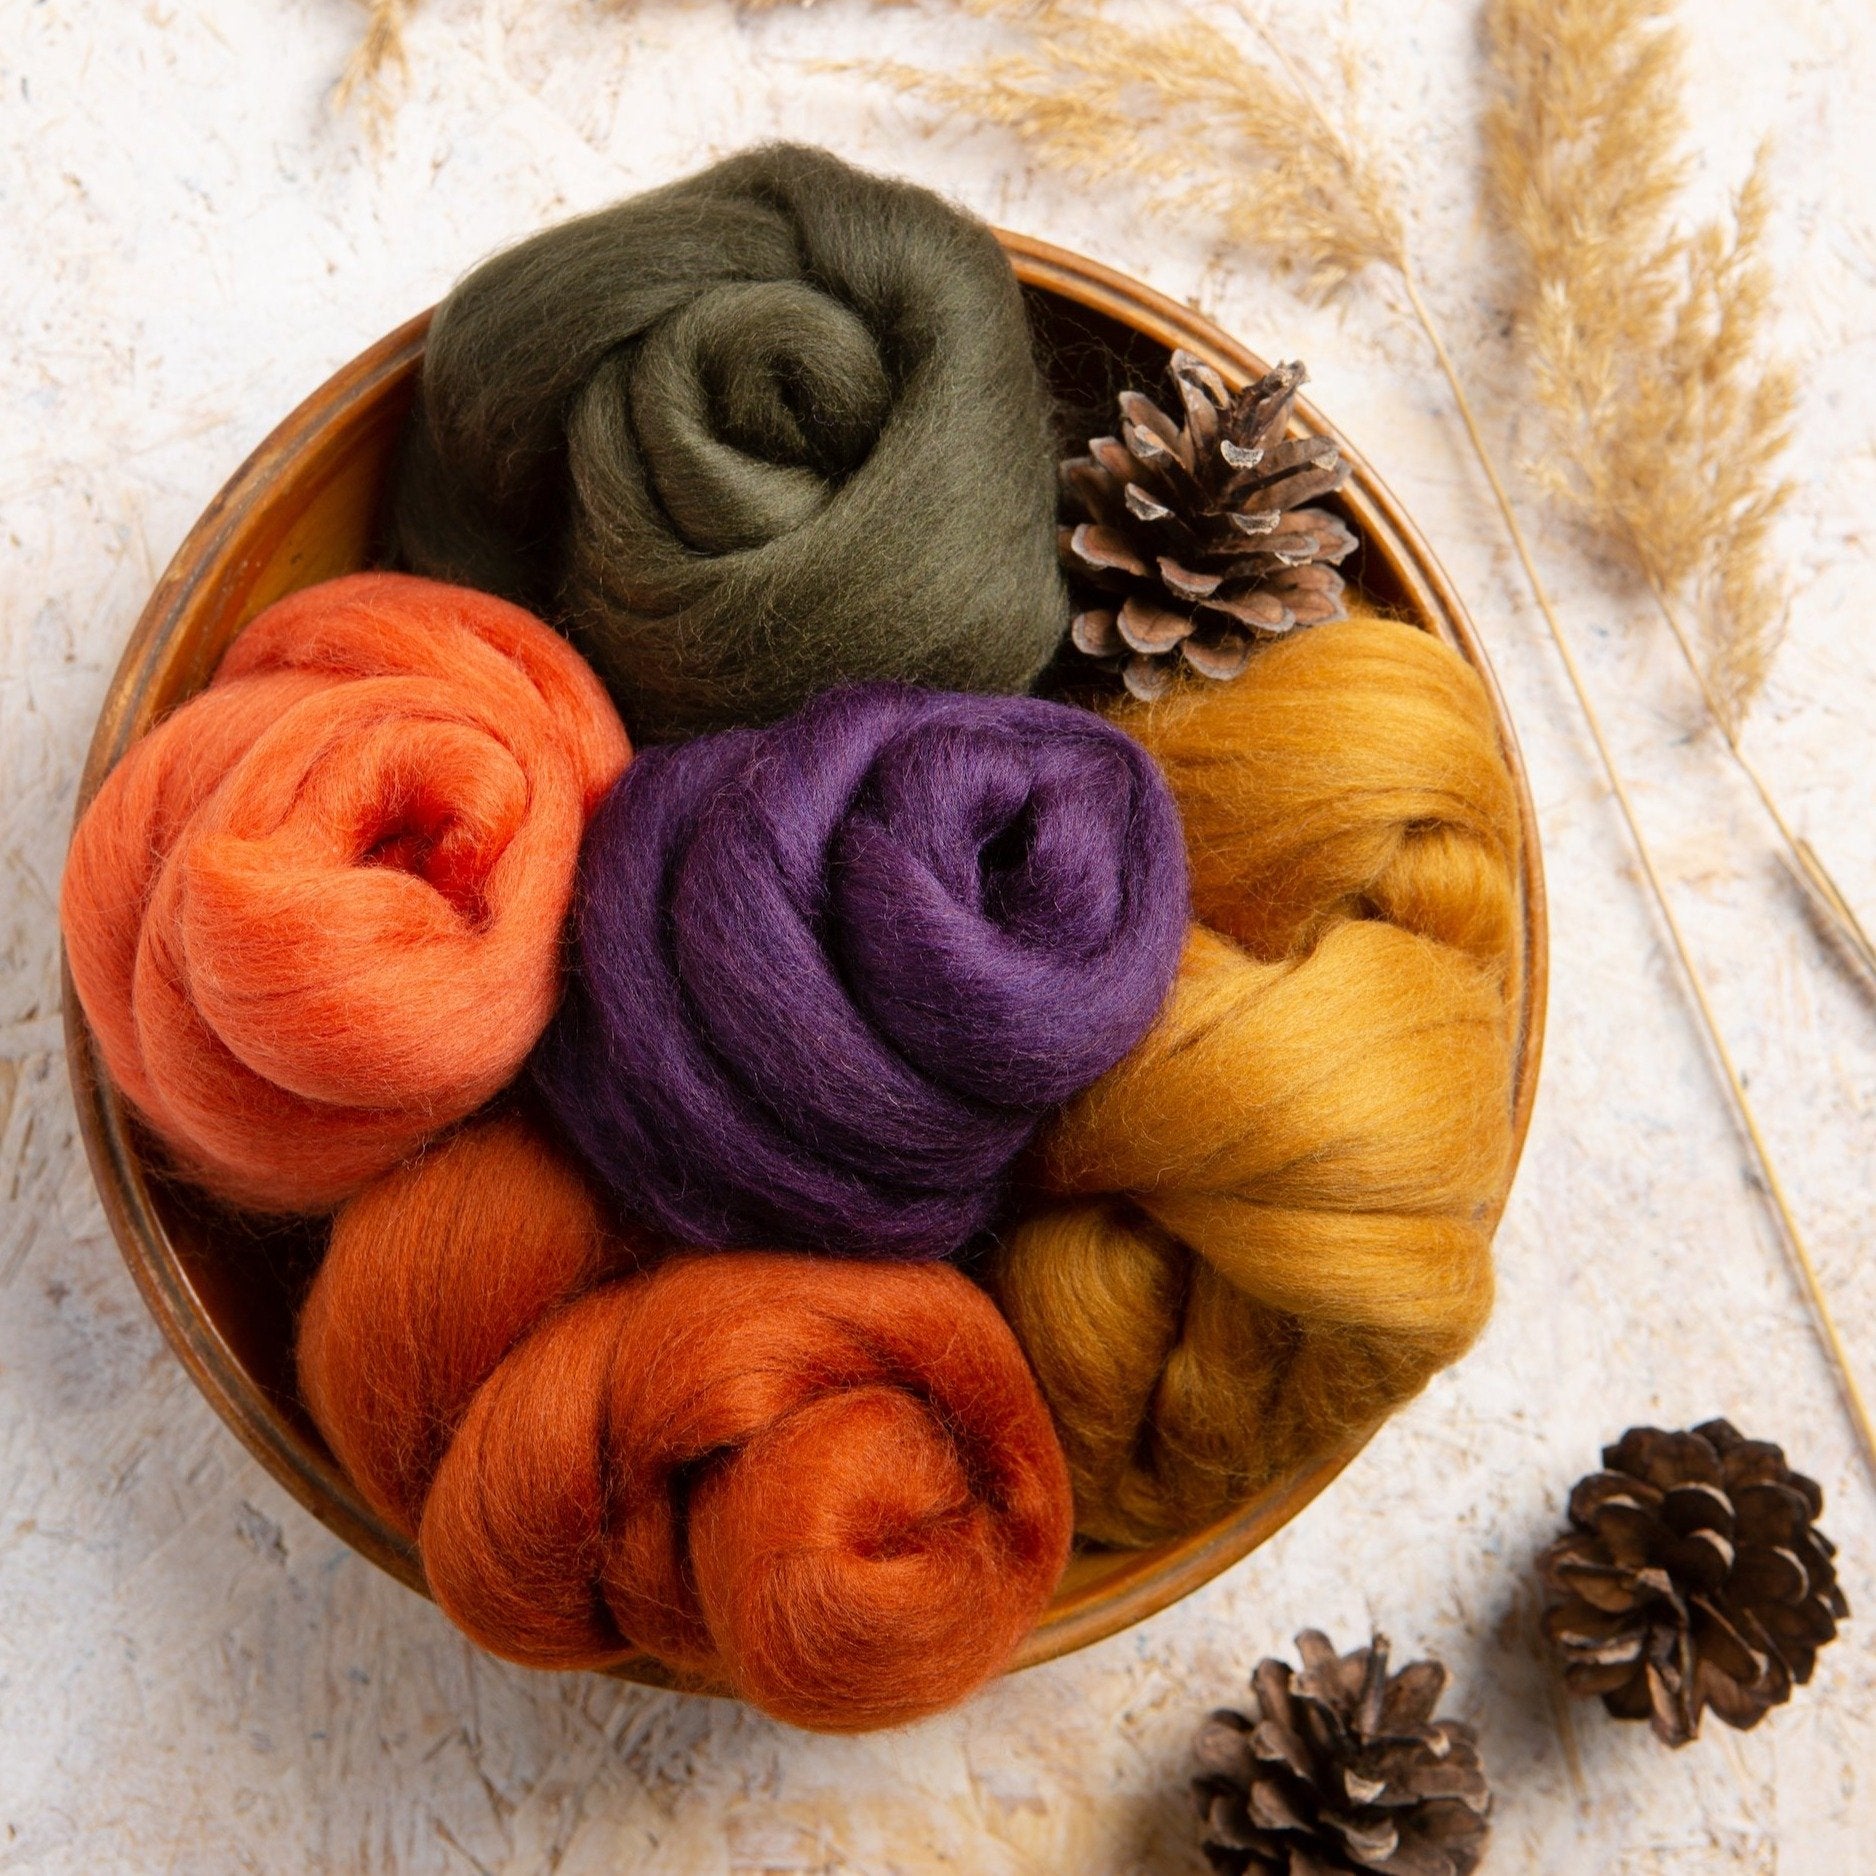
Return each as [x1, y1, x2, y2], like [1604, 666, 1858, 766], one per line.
[992, 611, 1525, 1546]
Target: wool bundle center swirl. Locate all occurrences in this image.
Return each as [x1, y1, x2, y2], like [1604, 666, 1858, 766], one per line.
[61, 573, 628, 1213]
[388, 143, 1071, 741]
[534, 681, 1190, 1260]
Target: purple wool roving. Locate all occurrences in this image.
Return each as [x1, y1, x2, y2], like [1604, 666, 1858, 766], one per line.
[534, 682, 1188, 1259]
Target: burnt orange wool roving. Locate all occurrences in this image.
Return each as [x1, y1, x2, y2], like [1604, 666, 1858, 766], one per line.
[993, 611, 1526, 1546]
[61, 573, 628, 1213]
[298, 1113, 1074, 1732]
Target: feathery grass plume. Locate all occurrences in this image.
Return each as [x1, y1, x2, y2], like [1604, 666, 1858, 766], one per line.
[1483, 0, 1793, 732]
[878, 0, 1405, 297]
[874, 0, 1876, 1477]
[1483, 0, 1872, 987]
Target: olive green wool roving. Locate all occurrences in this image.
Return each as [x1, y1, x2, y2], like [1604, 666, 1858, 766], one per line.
[387, 145, 1070, 741]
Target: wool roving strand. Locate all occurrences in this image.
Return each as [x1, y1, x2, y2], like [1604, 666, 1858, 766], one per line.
[992, 613, 1525, 1546]
[297, 1110, 632, 1535]
[386, 143, 1069, 741]
[533, 681, 1189, 1260]
[297, 1114, 1074, 1732]
[61, 574, 629, 1213]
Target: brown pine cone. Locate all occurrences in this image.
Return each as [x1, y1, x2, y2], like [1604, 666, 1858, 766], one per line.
[1540, 1419, 1849, 1748]
[1194, 1631, 1490, 1876]
[1061, 352, 1357, 700]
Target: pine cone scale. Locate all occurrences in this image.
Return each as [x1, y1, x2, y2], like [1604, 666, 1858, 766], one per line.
[1377, 1661, 1446, 1732]
[1695, 1655, 1775, 1730]
[1733, 1479, 1812, 1546]
[1326, 1815, 1398, 1864]
[1250, 1718, 1313, 1780]
[1226, 509, 1284, 539]
[1366, 1757, 1487, 1806]
[1182, 633, 1254, 681]
[1124, 478, 1180, 524]
[1065, 522, 1151, 579]
[1729, 1543, 1808, 1605]
[1196, 1784, 1259, 1855]
[1068, 608, 1124, 659]
[1547, 1552, 1655, 1613]
[1201, 592, 1294, 633]
[1252, 1779, 1316, 1836]
[1118, 596, 1192, 654]
[1160, 556, 1226, 601]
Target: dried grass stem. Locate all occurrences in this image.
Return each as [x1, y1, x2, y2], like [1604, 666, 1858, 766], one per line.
[1403, 263, 1876, 1482]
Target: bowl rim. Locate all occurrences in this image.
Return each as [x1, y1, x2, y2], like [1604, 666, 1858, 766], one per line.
[61, 227, 1548, 1692]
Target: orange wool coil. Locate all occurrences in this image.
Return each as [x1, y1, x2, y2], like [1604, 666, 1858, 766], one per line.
[60, 573, 629, 1213]
[298, 1113, 1075, 1733]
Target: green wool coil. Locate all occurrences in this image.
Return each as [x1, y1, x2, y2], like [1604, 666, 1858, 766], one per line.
[387, 145, 1070, 741]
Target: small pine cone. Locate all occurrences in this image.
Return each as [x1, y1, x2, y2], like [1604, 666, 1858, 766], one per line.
[1540, 1419, 1850, 1748]
[1061, 351, 1357, 701]
[1194, 1631, 1490, 1876]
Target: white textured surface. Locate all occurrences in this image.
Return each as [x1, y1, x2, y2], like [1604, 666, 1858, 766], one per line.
[3, 2, 1875, 1869]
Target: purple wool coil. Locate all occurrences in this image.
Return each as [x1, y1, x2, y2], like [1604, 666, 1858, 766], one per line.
[534, 682, 1188, 1260]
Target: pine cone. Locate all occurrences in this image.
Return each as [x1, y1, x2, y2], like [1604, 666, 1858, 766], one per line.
[1061, 352, 1357, 700]
[1540, 1419, 1850, 1748]
[1194, 1631, 1490, 1876]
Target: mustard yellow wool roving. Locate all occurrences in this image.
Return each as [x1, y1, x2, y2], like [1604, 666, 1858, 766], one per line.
[993, 612, 1524, 1546]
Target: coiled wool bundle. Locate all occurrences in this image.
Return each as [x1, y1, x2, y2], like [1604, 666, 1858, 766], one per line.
[993, 613, 1525, 1546]
[298, 1114, 1074, 1732]
[61, 574, 628, 1213]
[534, 681, 1189, 1260]
[388, 144, 1069, 742]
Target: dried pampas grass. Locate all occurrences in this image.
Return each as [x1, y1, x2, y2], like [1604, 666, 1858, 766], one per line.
[1484, 0, 1872, 987]
[874, 0, 1876, 1477]
[869, 0, 1405, 298]
[1484, 0, 1791, 732]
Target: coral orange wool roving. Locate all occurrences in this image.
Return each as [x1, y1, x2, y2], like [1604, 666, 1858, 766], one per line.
[61, 574, 628, 1213]
[994, 613, 1526, 1546]
[298, 1114, 1074, 1732]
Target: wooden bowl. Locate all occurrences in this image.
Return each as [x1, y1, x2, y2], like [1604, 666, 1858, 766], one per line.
[63, 232, 1547, 1692]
